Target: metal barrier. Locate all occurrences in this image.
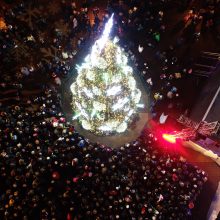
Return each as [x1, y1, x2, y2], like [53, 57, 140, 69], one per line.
[177, 115, 220, 137]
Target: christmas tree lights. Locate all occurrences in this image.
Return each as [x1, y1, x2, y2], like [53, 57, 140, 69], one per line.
[70, 14, 142, 135]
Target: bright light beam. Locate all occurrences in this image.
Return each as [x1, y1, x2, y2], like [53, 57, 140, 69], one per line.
[162, 134, 176, 144]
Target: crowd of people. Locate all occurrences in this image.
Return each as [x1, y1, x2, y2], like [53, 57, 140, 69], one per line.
[0, 87, 208, 219]
[1, 0, 219, 219]
[106, 0, 220, 118]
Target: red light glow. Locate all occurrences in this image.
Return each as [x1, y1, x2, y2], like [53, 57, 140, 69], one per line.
[162, 134, 176, 144]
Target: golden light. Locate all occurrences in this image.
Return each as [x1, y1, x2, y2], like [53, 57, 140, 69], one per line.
[0, 17, 7, 31]
[162, 134, 176, 144]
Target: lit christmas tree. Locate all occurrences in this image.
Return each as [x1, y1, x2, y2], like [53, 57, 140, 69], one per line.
[70, 14, 142, 135]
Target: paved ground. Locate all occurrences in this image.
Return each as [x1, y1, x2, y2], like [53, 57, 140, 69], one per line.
[207, 182, 220, 220]
[191, 65, 220, 122]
